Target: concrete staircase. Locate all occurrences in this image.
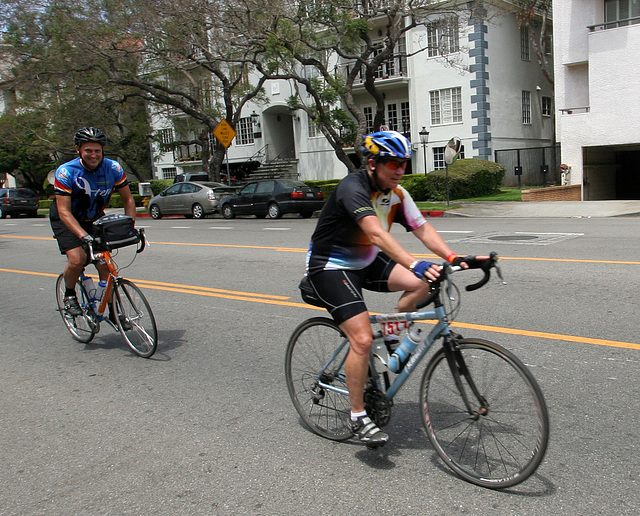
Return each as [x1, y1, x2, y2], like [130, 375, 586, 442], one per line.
[248, 160, 298, 180]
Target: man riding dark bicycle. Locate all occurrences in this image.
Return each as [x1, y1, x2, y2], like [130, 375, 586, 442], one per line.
[50, 127, 136, 317]
[305, 130, 483, 448]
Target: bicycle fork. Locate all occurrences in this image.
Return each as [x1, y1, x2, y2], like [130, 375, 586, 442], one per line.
[443, 336, 489, 419]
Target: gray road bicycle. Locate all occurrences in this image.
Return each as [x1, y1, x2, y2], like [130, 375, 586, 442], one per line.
[285, 253, 549, 489]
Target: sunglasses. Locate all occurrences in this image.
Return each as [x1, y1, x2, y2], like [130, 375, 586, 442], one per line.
[380, 160, 408, 170]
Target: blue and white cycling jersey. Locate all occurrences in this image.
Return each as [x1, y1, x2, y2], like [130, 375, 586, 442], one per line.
[53, 157, 127, 222]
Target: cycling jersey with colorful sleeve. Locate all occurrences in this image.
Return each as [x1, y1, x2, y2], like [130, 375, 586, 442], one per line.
[307, 169, 426, 274]
[52, 157, 128, 222]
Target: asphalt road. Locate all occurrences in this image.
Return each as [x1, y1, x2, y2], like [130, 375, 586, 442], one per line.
[1, 214, 639, 515]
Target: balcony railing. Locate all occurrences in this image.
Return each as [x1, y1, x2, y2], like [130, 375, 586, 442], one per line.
[559, 107, 590, 115]
[589, 16, 640, 31]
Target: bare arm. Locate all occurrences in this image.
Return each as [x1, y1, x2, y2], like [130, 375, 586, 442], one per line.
[411, 222, 455, 260]
[357, 215, 419, 270]
[56, 195, 89, 239]
[118, 185, 136, 220]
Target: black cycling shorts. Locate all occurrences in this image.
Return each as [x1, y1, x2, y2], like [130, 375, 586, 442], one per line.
[50, 216, 94, 254]
[307, 252, 396, 325]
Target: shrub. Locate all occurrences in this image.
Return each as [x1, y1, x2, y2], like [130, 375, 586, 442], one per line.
[303, 179, 340, 200]
[108, 193, 144, 208]
[150, 179, 173, 195]
[401, 159, 505, 201]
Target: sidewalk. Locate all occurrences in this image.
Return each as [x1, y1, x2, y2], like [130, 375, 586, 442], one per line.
[442, 200, 640, 218]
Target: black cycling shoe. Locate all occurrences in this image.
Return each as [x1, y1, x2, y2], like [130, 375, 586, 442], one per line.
[63, 296, 83, 317]
[350, 415, 389, 449]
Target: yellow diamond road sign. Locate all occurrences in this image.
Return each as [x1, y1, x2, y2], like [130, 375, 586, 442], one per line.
[213, 119, 236, 148]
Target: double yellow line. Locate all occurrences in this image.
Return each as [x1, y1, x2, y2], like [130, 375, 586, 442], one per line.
[2, 233, 640, 351]
[2, 266, 639, 351]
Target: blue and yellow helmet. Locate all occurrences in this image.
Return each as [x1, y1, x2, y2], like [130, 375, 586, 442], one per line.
[363, 130, 412, 160]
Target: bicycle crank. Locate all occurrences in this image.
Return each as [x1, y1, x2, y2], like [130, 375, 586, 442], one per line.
[364, 384, 392, 427]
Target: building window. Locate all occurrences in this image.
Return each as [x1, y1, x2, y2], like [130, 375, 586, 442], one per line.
[308, 114, 320, 137]
[236, 117, 255, 145]
[367, 36, 407, 80]
[520, 26, 530, 61]
[400, 101, 410, 135]
[605, 0, 640, 27]
[427, 17, 460, 57]
[522, 91, 532, 124]
[364, 106, 374, 134]
[542, 96, 552, 117]
[430, 87, 463, 125]
[162, 167, 177, 179]
[432, 145, 465, 170]
[158, 128, 174, 151]
[387, 103, 398, 131]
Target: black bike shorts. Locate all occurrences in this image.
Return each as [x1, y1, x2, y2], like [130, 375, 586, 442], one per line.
[307, 252, 396, 325]
[50, 216, 94, 254]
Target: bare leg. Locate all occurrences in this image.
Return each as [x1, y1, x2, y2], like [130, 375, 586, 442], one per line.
[387, 263, 431, 312]
[339, 312, 373, 414]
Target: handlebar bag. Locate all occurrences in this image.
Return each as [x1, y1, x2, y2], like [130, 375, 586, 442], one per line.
[92, 214, 139, 250]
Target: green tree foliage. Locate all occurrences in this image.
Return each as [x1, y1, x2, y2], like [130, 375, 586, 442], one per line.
[0, 1, 153, 187]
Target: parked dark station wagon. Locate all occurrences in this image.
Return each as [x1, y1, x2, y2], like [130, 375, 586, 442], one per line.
[219, 179, 325, 219]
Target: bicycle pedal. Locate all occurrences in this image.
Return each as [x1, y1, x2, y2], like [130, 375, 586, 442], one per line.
[366, 441, 387, 450]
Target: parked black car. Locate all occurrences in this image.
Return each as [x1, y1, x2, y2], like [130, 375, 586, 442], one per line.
[219, 179, 324, 219]
[0, 188, 39, 218]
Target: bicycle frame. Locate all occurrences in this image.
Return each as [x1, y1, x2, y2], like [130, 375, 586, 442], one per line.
[79, 250, 119, 323]
[370, 307, 451, 399]
[318, 305, 452, 401]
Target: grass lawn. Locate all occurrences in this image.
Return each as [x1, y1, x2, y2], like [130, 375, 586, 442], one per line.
[416, 188, 521, 211]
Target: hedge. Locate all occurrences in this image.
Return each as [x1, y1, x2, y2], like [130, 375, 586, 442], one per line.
[303, 159, 505, 202]
[400, 159, 505, 201]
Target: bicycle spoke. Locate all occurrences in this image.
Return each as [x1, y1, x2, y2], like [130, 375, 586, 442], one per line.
[421, 339, 549, 489]
[113, 279, 157, 358]
[285, 318, 353, 441]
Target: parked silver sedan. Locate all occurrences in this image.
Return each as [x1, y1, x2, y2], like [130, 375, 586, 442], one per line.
[148, 181, 237, 219]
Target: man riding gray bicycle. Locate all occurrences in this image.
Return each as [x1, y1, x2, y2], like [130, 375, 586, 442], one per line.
[305, 130, 486, 448]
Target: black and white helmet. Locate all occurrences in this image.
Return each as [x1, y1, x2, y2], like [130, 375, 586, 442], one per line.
[74, 127, 107, 146]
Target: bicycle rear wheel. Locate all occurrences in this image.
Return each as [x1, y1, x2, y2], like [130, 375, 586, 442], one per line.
[112, 279, 157, 358]
[55, 274, 97, 344]
[285, 317, 353, 441]
[420, 338, 549, 489]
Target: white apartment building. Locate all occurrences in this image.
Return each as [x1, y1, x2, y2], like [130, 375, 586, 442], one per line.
[150, 2, 555, 185]
[554, 0, 640, 200]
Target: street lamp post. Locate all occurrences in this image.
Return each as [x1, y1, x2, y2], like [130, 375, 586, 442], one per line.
[418, 127, 429, 175]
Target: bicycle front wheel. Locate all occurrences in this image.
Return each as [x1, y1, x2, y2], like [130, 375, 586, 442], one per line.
[55, 274, 97, 344]
[420, 338, 549, 489]
[112, 279, 157, 358]
[285, 317, 353, 441]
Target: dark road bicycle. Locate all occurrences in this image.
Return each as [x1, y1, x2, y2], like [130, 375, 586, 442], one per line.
[55, 226, 157, 358]
[285, 253, 549, 489]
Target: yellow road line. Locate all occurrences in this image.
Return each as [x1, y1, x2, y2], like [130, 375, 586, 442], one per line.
[1, 266, 638, 351]
[3, 234, 640, 264]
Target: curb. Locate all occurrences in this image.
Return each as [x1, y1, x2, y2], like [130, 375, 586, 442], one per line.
[420, 210, 445, 217]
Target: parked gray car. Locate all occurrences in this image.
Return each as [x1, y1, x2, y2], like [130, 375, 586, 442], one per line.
[148, 181, 237, 219]
[0, 188, 39, 218]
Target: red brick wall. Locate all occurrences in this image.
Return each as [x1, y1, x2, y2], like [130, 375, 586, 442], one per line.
[521, 185, 582, 201]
